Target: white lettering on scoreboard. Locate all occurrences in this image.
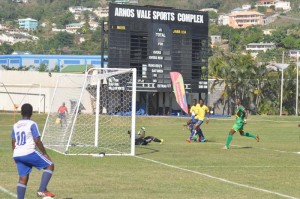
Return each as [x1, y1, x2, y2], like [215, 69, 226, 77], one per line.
[114, 7, 205, 24]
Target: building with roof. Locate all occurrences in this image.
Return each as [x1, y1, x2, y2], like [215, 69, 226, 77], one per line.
[18, 18, 38, 30]
[218, 14, 229, 26]
[0, 33, 31, 44]
[255, 0, 291, 10]
[94, 7, 109, 18]
[289, 50, 300, 59]
[246, 42, 276, 57]
[228, 10, 264, 28]
[275, 1, 291, 10]
[68, 6, 93, 14]
[256, 0, 276, 7]
[0, 54, 108, 71]
[199, 8, 218, 13]
[246, 42, 276, 51]
[66, 23, 84, 34]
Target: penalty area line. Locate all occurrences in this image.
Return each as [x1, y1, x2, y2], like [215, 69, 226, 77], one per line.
[0, 185, 17, 198]
[135, 156, 298, 199]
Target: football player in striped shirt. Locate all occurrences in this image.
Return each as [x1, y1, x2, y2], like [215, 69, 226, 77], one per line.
[12, 103, 55, 198]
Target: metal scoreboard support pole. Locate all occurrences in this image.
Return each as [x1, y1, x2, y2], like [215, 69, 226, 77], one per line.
[296, 51, 300, 116]
[101, 20, 108, 69]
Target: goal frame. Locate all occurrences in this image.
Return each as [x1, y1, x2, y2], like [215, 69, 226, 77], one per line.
[42, 68, 137, 156]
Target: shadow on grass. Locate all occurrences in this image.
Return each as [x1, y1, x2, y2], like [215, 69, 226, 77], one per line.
[135, 146, 159, 155]
[232, 146, 253, 149]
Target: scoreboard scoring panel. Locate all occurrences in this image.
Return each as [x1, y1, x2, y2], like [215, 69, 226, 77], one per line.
[108, 4, 209, 92]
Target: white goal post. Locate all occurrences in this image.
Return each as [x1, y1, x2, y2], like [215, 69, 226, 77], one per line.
[42, 68, 137, 156]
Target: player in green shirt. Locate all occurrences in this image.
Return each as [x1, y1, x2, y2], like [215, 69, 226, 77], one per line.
[223, 98, 259, 149]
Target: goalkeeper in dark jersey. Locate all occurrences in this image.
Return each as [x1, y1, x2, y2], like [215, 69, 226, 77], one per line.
[223, 98, 259, 149]
[128, 127, 163, 145]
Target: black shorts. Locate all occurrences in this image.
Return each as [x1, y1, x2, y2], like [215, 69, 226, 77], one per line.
[135, 138, 148, 145]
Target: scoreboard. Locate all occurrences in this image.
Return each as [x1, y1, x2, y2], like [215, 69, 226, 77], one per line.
[108, 4, 209, 93]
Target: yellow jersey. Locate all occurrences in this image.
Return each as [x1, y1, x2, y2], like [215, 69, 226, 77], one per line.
[190, 105, 198, 116]
[195, 105, 209, 120]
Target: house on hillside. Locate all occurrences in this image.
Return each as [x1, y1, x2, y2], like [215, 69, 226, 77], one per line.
[199, 8, 218, 13]
[275, 1, 291, 10]
[289, 50, 300, 60]
[242, 4, 252, 10]
[228, 11, 264, 28]
[246, 42, 276, 57]
[210, 35, 222, 46]
[256, 0, 276, 7]
[12, 0, 29, 3]
[94, 7, 109, 18]
[0, 33, 31, 44]
[66, 23, 84, 34]
[255, 0, 291, 11]
[263, 29, 275, 35]
[0, 24, 9, 31]
[218, 14, 229, 26]
[18, 18, 38, 31]
[113, 0, 139, 4]
[69, 6, 93, 14]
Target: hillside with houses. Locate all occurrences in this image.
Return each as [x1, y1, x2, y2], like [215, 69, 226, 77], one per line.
[0, 0, 299, 58]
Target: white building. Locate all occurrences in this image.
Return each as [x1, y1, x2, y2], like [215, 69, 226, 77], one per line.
[289, 50, 300, 59]
[12, 0, 29, 3]
[52, 28, 66, 33]
[246, 42, 276, 57]
[211, 35, 222, 45]
[0, 24, 9, 30]
[199, 8, 218, 13]
[88, 21, 99, 30]
[0, 33, 31, 44]
[263, 29, 275, 35]
[69, 6, 93, 14]
[94, 7, 109, 18]
[275, 1, 291, 10]
[66, 23, 84, 34]
[218, 14, 229, 26]
[242, 4, 251, 10]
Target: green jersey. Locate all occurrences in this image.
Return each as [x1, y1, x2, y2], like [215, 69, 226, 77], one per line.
[235, 105, 246, 123]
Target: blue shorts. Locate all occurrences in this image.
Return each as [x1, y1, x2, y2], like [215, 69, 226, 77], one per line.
[191, 116, 198, 124]
[14, 151, 53, 177]
[196, 120, 204, 126]
[59, 113, 66, 119]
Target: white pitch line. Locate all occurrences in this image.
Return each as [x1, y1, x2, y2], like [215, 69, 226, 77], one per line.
[180, 165, 300, 168]
[210, 142, 299, 154]
[0, 185, 17, 198]
[135, 156, 299, 199]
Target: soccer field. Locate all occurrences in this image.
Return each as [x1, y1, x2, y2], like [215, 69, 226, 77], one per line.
[0, 113, 299, 199]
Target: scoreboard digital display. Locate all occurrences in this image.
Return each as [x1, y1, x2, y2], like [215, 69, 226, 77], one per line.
[108, 3, 209, 92]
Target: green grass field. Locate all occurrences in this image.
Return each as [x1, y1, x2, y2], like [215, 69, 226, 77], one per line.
[0, 113, 299, 199]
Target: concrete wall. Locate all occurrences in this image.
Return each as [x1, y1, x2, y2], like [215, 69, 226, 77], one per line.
[0, 70, 61, 112]
[0, 70, 226, 115]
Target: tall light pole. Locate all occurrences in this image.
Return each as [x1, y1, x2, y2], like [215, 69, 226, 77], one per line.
[296, 51, 299, 116]
[275, 63, 289, 116]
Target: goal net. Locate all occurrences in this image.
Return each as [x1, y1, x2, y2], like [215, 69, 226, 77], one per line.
[42, 68, 137, 156]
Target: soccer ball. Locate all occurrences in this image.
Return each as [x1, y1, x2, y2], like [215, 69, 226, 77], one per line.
[43, 197, 53, 199]
[99, 152, 105, 157]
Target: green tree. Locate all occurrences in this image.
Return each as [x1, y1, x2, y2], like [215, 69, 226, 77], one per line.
[282, 36, 297, 49]
[0, 43, 14, 54]
[37, 63, 48, 72]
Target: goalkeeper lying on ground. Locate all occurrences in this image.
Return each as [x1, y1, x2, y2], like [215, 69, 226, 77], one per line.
[128, 127, 163, 145]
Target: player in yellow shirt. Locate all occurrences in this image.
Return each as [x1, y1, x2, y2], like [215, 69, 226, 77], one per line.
[193, 99, 210, 142]
[190, 99, 198, 118]
[186, 99, 199, 142]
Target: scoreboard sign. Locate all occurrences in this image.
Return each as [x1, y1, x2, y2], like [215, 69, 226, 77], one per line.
[108, 3, 209, 92]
